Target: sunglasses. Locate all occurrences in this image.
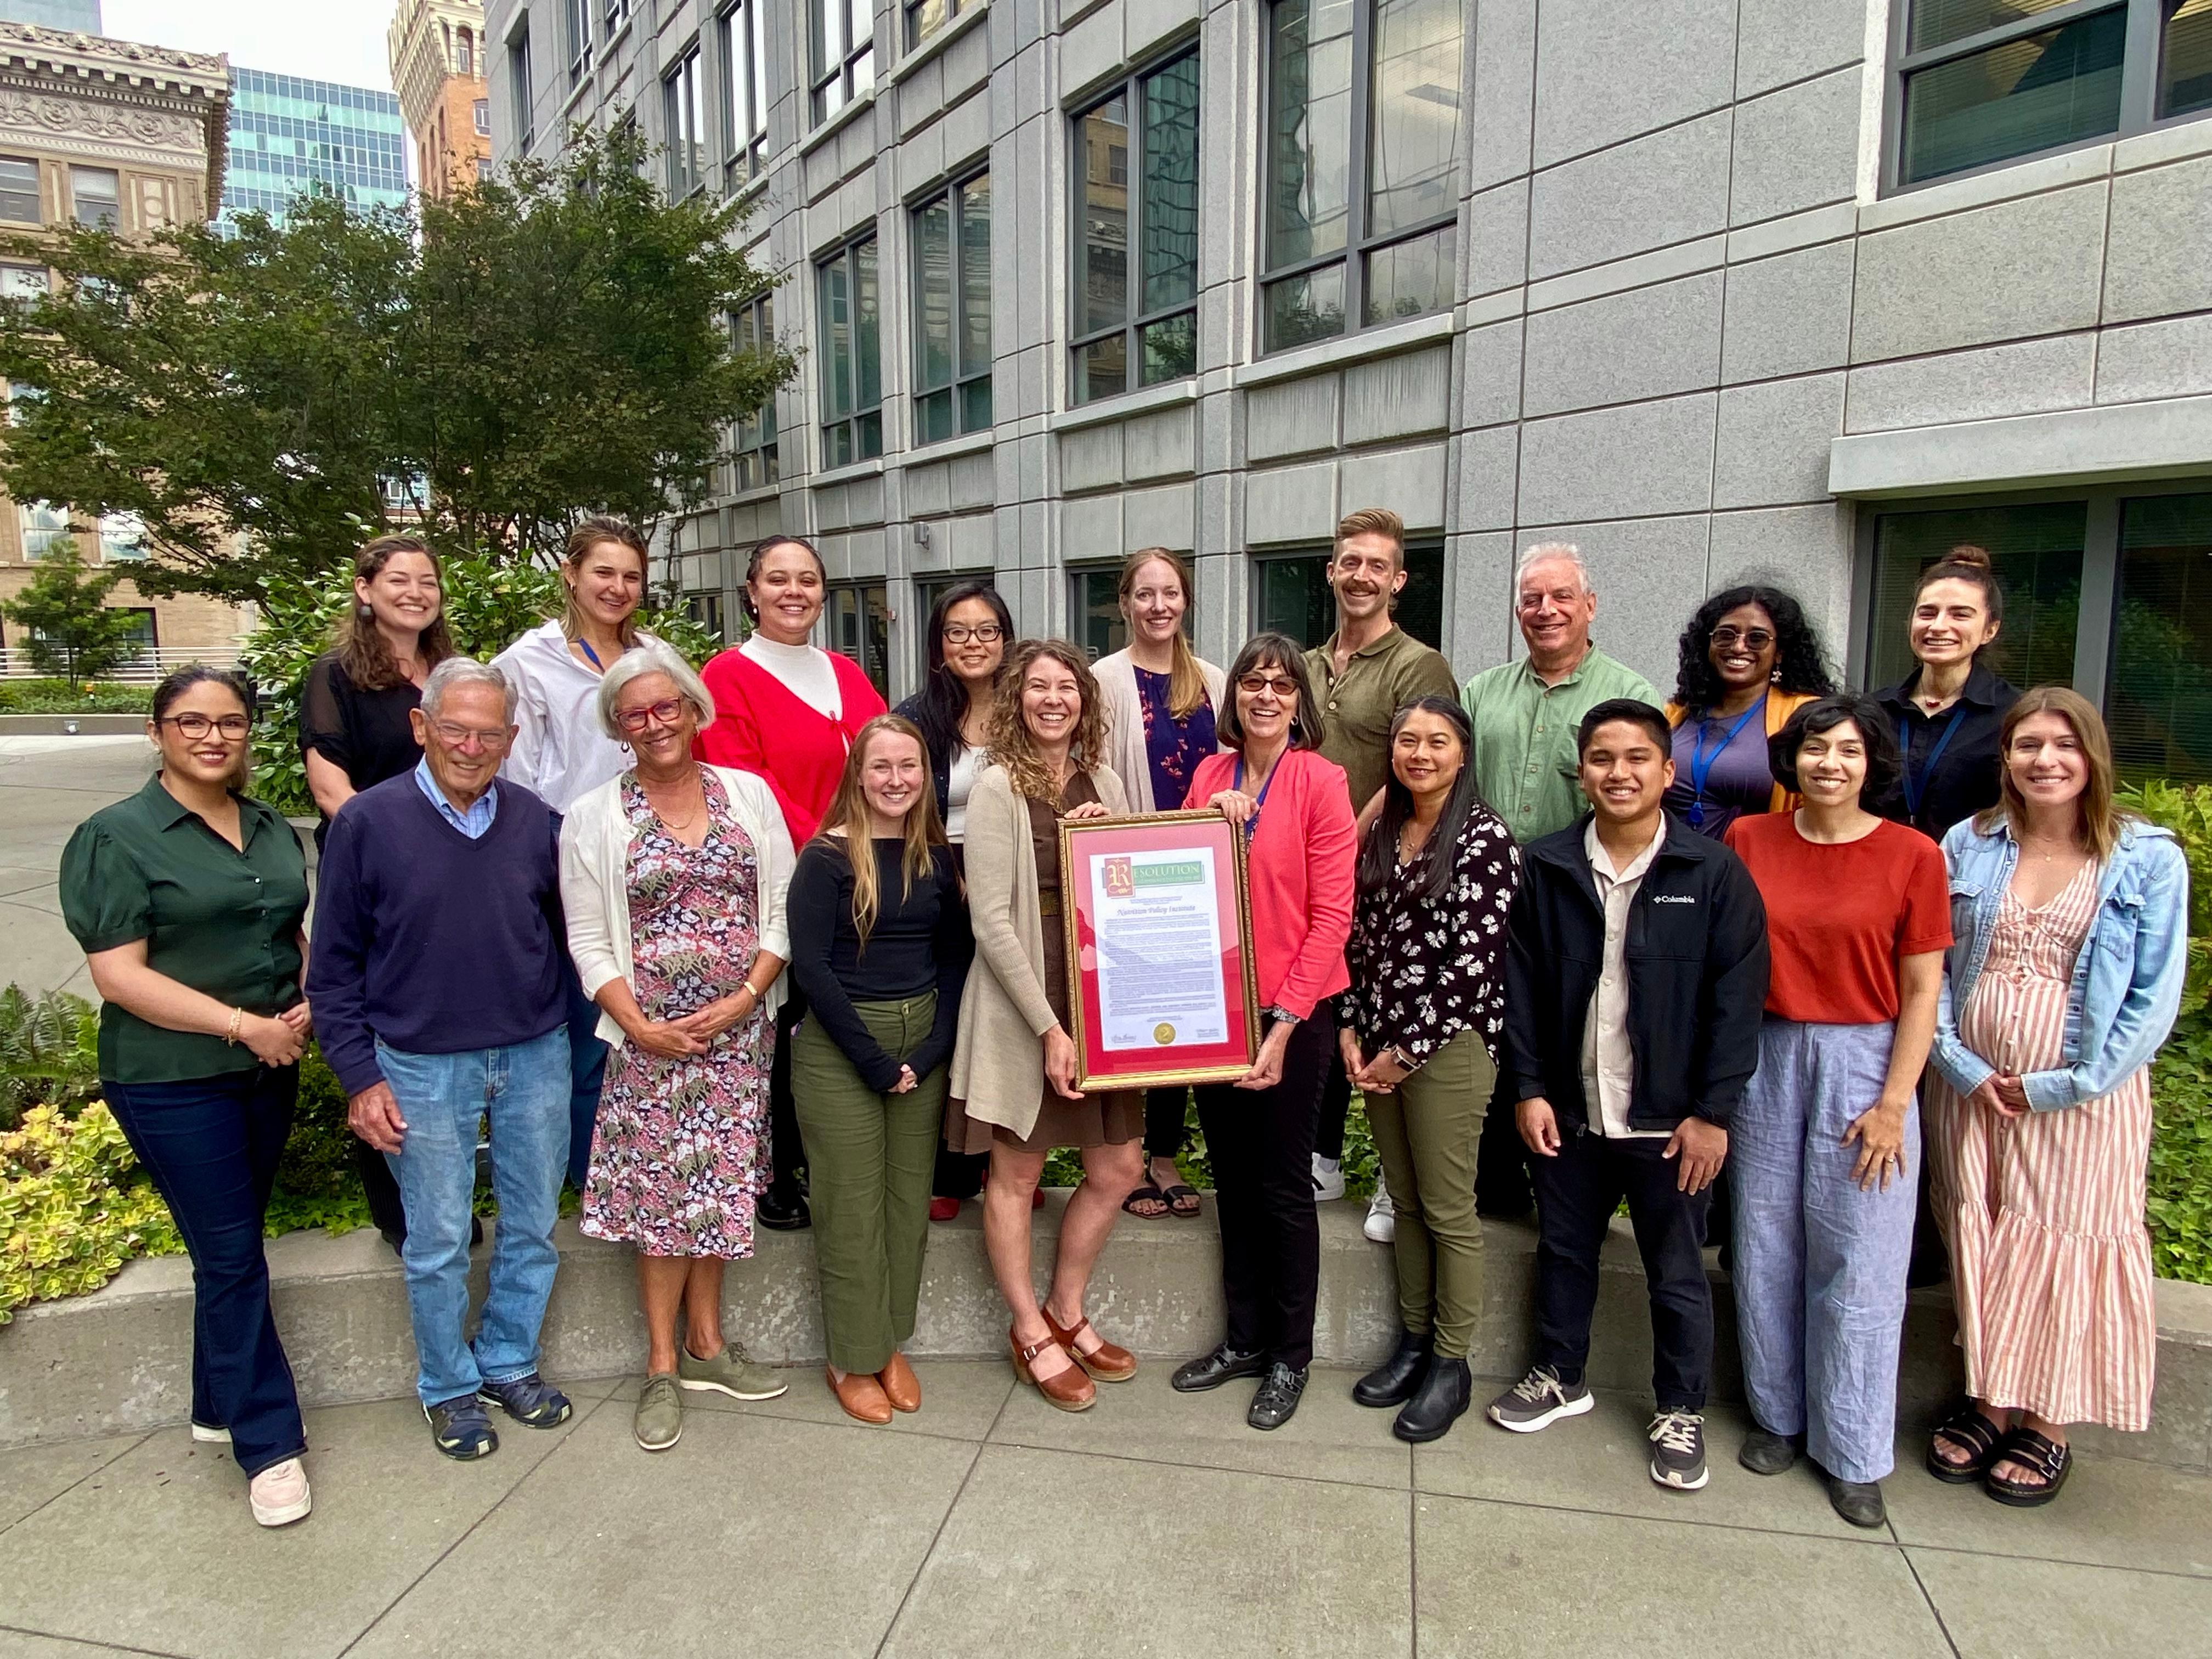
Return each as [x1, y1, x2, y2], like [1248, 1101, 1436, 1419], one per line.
[1709, 627, 1775, 651]
[1237, 674, 1300, 697]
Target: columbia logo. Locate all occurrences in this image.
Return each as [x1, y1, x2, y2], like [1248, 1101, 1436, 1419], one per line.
[1650, 895, 1695, 905]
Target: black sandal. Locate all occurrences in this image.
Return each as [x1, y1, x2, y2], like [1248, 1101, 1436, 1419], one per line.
[1120, 1181, 1169, 1218]
[1925, 1403, 2006, 1484]
[1161, 1182, 1202, 1218]
[1985, 1427, 2072, 1507]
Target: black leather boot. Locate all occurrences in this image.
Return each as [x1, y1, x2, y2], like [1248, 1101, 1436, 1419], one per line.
[1353, 1330, 1432, 1408]
[1393, 1355, 1472, 1443]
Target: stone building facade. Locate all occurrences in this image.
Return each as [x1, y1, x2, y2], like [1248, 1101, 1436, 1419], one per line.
[486, 0, 2212, 784]
[391, 0, 494, 198]
[0, 21, 249, 670]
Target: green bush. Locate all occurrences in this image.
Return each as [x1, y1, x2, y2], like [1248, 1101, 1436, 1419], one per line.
[0, 678, 151, 714]
[1039, 1089, 1381, 1201]
[0, 986, 102, 1130]
[1, 1102, 182, 1325]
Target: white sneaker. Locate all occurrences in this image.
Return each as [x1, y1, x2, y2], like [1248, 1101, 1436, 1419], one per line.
[1311, 1155, 1345, 1202]
[1364, 1178, 1396, 1244]
[248, 1457, 312, 1527]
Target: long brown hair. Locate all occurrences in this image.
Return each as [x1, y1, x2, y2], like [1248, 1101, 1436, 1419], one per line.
[1974, 685, 2131, 862]
[989, 638, 1107, 802]
[337, 534, 455, 691]
[814, 715, 946, 950]
[561, 515, 648, 650]
[1119, 548, 1207, 719]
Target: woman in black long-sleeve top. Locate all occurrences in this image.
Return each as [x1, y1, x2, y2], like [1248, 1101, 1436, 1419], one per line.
[787, 714, 973, 1424]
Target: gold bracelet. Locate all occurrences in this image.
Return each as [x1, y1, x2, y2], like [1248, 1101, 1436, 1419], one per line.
[741, 980, 763, 1002]
[224, 1007, 243, 1045]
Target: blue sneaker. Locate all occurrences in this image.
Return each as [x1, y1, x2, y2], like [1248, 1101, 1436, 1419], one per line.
[478, 1372, 573, 1429]
[425, 1394, 499, 1460]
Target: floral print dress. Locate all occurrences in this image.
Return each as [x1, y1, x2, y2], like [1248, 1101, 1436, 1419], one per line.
[581, 769, 773, 1259]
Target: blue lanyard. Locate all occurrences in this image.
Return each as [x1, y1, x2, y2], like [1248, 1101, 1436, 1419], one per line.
[577, 637, 605, 670]
[1685, 695, 1765, 828]
[1233, 754, 1281, 840]
[1899, 706, 1967, 820]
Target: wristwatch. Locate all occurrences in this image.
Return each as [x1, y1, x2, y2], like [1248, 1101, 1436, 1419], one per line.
[1262, 1005, 1300, 1028]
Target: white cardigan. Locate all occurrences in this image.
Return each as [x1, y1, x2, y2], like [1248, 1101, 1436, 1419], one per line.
[558, 763, 795, 1052]
[1091, 647, 1229, 812]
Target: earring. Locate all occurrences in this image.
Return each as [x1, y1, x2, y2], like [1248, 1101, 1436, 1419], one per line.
[1770, 667, 1781, 684]
[358, 602, 374, 619]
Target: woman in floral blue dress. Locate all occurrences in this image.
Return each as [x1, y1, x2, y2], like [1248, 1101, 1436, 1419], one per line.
[561, 642, 798, 1452]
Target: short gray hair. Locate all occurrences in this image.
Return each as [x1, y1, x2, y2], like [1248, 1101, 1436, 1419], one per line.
[596, 640, 716, 740]
[421, 657, 517, 722]
[1514, 541, 1592, 592]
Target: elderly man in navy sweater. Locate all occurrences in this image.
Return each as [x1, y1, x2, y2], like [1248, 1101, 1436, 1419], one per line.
[308, 657, 577, 1462]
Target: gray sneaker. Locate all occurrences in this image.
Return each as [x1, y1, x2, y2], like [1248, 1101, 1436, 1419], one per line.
[1486, 1365, 1596, 1433]
[1647, 1409, 1709, 1491]
[634, 1373, 683, 1452]
[678, 1340, 789, 1401]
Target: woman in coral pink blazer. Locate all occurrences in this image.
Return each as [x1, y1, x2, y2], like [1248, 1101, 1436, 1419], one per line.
[1169, 632, 1356, 1434]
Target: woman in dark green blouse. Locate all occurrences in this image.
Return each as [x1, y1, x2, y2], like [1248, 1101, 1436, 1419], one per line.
[59, 667, 316, 1530]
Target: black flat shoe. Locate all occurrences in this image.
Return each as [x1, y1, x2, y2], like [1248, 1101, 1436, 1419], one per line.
[1353, 1330, 1432, 1408]
[1171, 1343, 1267, 1393]
[1247, 1362, 1308, 1431]
[757, 1187, 811, 1232]
[1826, 1474, 1887, 1528]
[1739, 1426, 1803, 1476]
[1393, 1356, 1471, 1443]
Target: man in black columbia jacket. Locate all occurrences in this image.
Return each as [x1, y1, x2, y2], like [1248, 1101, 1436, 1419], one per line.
[1485, 699, 1769, 1494]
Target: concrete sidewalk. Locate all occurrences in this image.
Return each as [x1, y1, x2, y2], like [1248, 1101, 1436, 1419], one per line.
[2, 1361, 2209, 1658]
[0, 735, 154, 1002]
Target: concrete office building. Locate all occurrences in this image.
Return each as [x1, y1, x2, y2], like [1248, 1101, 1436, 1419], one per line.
[219, 67, 408, 229]
[390, 0, 494, 199]
[486, 0, 2212, 784]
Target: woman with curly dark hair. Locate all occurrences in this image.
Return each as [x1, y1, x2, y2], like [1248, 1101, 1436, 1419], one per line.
[1662, 585, 1837, 838]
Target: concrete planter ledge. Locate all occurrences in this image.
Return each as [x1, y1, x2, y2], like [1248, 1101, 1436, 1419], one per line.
[4, 1197, 2208, 1472]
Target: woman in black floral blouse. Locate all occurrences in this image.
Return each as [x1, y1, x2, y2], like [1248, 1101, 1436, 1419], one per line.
[1339, 695, 1521, 1444]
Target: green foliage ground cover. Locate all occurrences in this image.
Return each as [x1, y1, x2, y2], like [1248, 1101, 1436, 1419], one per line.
[0, 679, 151, 714]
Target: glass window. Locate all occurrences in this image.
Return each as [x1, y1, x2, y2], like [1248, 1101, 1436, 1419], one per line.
[1894, 0, 2210, 188]
[2108, 492, 2212, 782]
[17, 500, 71, 560]
[687, 590, 727, 643]
[730, 291, 780, 492]
[665, 50, 705, 199]
[1253, 544, 1443, 648]
[1261, 0, 1459, 352]
[912, 170, 991, 443]
[510, 29, 535, 149]
[817, 234, 882, 469]
[907, 0, 962, 50]
[1865, 503, 2086, 693]
[812, 0, 876, 125]
[0, 263, 48, 300]
[1072, 567, 1127, 661]
[473, 99, 491, 136]
[97, 512, 145, 562]
[566, 0, 592, 86]
[70, 167, 117, 229]
[1071, 52, 1200, 404]
[0, 156, 38, 224]
[828, 582, 890, 696]
[458, 32, 475, 75]
[720, 0, 771, 185]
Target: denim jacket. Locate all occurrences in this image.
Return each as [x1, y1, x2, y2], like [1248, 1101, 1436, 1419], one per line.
[1931, 815, 2191, 1110]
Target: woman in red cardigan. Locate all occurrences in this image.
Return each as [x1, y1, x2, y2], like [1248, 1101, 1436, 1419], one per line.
[1169, 633, 1356, 1432]
[696, 535, 889, 1228]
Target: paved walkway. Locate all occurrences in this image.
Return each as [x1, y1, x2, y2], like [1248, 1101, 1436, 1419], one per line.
[3, 1363, 2209, 1658]
[0, 735, 153, 1000]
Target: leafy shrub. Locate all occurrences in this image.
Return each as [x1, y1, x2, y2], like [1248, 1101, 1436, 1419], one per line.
[1037, 1090, 1381, 1201]
[1, 1103, 182, 1325]
[241, 548, 726, 816]
[0, 986, 102, 1129]
[0, 678, 150, 715]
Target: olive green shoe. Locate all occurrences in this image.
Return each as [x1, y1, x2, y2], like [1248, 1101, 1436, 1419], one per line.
[634, 1373, 683, 1452]
[678, 1340, 789, 1401]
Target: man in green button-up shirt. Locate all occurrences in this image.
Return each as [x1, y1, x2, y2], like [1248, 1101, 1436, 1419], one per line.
[1463, 542, 1658, 846]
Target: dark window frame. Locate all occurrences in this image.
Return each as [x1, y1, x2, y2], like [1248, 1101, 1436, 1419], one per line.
[1248, 540, 1446, 650]
[811, 0, 876, 126]
[0, 154, 40, 224]
[1256, 0, 1462, 355]
[815, 229, 884, 469]
[904, 0, 965, 52]
[565, 0, 592, 88]
[718, 0, 771, 187]
[728, 289, 780, 493]
[507, 23, 535, 152]
[909, 165, 992, 446]
[69, 166, 117, 229]
[1067, 45, 1202, 407]
[826, 579, 892, 697]
[1883, 0, 2212, 193]
[664, 44, 707, 200]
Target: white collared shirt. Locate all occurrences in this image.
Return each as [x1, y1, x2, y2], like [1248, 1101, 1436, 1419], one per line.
[1580, 817, 1669, 1139]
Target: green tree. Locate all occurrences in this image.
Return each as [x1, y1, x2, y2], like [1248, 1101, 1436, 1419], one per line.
[0, 545, 142, 689]
[0, 124, 794, 603]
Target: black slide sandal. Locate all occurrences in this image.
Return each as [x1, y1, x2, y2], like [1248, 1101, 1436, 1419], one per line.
[1985, 1427, 2072, 1507]
[1161, 1183, 1202, 1218]
[1925, 1403, 2005, 1483]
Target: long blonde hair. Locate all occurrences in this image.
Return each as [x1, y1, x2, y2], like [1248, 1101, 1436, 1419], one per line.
[561, 516, 647, 650]
[814, 715, 947, 950]
[989, 639, 1107, 802]
[1974, 685, 2131, 862]
[1119, 547, 1207, 719]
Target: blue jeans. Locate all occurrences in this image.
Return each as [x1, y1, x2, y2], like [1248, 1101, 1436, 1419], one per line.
[1732, 1018, 1918, 1484]
[379, 1026, 570, 1407]
[105, 1066, 305, 1478]
[562, 947, 611, 1190]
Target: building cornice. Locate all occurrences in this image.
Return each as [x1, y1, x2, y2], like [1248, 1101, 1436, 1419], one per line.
[0, 24, 228, 206]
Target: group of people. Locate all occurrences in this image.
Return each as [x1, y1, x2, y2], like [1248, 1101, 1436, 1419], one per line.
[59, 508, 2187, 1537]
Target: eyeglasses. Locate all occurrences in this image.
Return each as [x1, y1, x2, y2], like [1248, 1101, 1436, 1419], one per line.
[1709, 627, 1775, 651]
[427, 720, 511, 751]
[1237, 674, 1300, 697]
[613, 697, 689, 734]
[941, 623, 1004, 644]
[159, 713, 251, 740]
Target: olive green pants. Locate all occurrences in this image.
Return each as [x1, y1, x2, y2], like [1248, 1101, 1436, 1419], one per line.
[1363, 1028, 1494, 1359]
[790, 993, 946, 1376]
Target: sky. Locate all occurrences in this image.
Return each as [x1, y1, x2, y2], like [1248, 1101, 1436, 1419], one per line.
[101, 0, 398, 93]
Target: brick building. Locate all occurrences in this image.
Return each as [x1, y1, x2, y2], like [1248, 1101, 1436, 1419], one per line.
[391, 0, 493, 198]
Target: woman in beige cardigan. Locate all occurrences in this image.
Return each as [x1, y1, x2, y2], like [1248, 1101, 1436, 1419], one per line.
[948, 639, 1144, 1412]
[1091, 548, 1228, 1222]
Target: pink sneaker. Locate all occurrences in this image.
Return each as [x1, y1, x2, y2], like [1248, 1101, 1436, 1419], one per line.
[249, 1457, 312, 1527]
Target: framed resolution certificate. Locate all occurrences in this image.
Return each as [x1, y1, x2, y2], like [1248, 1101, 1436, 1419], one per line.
[1058, 810, 1260, 1091]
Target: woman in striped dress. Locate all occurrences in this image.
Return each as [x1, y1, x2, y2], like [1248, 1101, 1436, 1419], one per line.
[1924, 687, 2190, 1505]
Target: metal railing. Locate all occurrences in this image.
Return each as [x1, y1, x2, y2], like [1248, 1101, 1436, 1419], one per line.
[0, 645, 243, 683]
